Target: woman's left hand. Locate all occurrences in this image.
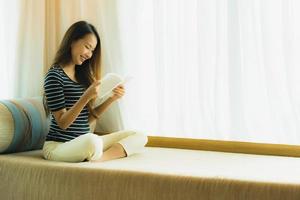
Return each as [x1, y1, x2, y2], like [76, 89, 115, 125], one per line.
[111, 85, 125, 101]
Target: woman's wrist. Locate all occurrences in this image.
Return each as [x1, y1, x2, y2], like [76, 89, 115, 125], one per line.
[108, 96, 117, 102]
[91, 97, 115, 119]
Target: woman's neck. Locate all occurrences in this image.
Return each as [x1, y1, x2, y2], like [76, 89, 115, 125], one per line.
[61, 62, 75, 74]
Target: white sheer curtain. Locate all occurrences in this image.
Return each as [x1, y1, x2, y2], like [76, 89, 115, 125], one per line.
[116, 0, 300, 144]
[0, 0, 45, 98]
[0, 0, 20, 98]
[2, 0, 300, 145]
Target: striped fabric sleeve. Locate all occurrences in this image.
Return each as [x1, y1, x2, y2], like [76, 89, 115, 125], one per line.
[44, 70, 66, 112]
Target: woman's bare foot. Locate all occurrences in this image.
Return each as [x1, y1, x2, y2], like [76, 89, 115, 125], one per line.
[90, 143, 127, 162]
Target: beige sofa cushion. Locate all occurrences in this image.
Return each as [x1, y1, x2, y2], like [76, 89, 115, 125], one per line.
[1, 147, 300, 200]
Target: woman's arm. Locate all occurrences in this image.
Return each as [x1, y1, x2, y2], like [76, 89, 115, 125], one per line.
[88, 97, 115, 125]
[53, 81, 101, 130]
[52, 95, 90, 130]
[88, 85, 125, 125]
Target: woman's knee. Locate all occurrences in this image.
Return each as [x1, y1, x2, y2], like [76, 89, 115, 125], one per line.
[80, 133, 100, 149]
[123, 130, 148, 146]
[117, 130, 148, 156]
[134, 131, 148, 146]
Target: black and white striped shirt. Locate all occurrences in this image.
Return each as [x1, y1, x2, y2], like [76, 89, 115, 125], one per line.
[44, 65, 90, 142]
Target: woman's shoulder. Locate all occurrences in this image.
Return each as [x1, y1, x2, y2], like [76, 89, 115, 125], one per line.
[45, 65, 64, 81]
[48, 64, 62, 72]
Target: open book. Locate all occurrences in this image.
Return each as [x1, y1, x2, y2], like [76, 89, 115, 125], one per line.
[97, 73, 132, 100]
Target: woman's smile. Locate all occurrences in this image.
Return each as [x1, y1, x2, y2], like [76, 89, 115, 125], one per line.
[80, 55, 87, 63]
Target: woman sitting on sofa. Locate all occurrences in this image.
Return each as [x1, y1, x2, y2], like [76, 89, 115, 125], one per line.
[42, 21, 148, 163]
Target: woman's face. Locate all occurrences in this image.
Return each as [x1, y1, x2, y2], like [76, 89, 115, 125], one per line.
[71, 33, 97, 65]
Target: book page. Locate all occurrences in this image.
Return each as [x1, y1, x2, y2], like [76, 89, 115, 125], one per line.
[97, 73, 132, 101]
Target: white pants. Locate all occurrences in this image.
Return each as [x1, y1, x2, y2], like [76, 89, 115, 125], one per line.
[42, 130, 148, 162]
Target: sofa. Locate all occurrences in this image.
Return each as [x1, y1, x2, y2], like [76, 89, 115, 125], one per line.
[1, 98, 300, 200]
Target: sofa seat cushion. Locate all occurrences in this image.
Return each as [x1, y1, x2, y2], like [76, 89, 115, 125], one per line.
[1, 147, 300, 200]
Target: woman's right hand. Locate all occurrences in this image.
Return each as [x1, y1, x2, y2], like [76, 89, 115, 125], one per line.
[83, 80, 101, 101]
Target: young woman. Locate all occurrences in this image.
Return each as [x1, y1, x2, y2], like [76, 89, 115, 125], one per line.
[42, 21, 148, 162]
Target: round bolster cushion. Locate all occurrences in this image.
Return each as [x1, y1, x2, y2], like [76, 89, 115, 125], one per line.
[0, 97, 50, 153]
